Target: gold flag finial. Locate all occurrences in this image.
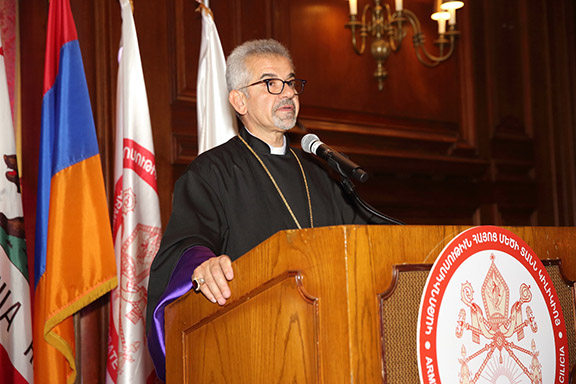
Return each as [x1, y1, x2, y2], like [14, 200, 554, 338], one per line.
[195, 0, 214, 19]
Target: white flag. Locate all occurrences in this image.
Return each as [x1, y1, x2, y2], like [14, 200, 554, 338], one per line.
[197, 0, 237, 154]
[0, 33, 34, 384]
[106, 1, 162, 382]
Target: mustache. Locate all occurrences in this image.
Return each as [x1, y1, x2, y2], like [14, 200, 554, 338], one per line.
[273, 99, 295, 112]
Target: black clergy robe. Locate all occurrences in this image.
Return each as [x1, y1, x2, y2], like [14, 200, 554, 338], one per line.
[146, 127, 380, 334]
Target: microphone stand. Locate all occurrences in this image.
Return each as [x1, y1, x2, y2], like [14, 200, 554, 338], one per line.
[339, 176, 405, 226]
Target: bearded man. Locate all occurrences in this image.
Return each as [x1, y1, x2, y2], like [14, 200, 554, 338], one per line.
[146, 39, 382, 380]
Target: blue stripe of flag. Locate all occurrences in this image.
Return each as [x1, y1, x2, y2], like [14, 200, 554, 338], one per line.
[35, 39, 100, 287]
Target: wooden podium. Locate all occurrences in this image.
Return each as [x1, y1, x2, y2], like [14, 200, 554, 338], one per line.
[164, 225, 576, 383]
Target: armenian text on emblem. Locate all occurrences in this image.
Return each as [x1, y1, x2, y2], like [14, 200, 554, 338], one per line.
[417, 226, 568, 384]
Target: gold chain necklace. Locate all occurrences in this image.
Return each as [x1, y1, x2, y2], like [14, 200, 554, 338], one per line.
[238, 134, 313, 229]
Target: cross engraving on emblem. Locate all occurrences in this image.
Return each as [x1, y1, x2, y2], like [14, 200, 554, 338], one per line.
[456, 254, 540, 383]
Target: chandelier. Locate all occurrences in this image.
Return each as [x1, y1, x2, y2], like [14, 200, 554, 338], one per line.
[346, 0, 464, 90]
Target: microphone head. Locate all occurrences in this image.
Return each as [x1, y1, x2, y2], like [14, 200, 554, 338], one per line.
[301, 134, 320, 154]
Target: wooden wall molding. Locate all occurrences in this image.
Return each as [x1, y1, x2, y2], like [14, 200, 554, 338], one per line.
[171, 131, 197, 165]
[170, 0, 198, 104]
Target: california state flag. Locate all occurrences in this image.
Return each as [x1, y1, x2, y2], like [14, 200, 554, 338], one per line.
[0, 34, 34, 384]
[106, 0, 161, 382]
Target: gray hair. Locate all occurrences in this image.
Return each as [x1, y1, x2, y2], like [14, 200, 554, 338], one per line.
[226, 39, 294, 93]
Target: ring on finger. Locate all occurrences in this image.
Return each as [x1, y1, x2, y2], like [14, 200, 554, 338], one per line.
[192, 277, 205, 292]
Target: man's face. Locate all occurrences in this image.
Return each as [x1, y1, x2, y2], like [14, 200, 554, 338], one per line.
[241, 55, 300, 134]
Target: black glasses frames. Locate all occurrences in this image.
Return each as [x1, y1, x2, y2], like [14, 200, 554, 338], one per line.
[239, 78, 307, 95]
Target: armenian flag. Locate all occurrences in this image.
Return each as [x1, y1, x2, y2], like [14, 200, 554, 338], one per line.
[34, 0, 117, 382]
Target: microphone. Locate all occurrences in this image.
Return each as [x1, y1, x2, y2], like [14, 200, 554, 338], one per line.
[301, 134, 369, 183]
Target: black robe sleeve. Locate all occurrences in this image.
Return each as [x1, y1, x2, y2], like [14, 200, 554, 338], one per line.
[145, 165, 229, 332]
[145, 129, 390, 335]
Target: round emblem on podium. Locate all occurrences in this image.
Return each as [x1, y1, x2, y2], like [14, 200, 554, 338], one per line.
[417, 226, 569, 383]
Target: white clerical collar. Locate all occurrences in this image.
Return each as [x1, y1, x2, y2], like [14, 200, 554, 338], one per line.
[245, 127, 287, 155]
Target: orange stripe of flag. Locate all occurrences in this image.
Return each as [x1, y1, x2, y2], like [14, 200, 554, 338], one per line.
[33, 155, 117, 383]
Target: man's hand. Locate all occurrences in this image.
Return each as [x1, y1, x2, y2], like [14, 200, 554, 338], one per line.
[191, 255, 234, 305]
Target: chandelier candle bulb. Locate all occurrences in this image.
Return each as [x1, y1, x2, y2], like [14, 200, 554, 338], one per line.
[349, 0, 357, 15]
[431, 9, 450, 34]
[395, 0, 403, 12]
[448, 8, 456, 25]
[441, 0, 464, 10]
[437, 19, 446, 34]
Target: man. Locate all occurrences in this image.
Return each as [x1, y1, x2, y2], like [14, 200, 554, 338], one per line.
[146, 39, 381, 380]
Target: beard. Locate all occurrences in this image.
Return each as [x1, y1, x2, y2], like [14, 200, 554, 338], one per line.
[272, 99, 297, 131]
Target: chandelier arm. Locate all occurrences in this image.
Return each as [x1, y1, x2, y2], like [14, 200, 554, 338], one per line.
[382, 3, 401, 52]
[350, 25, 366, 55]
[399, 9, 423, 37]
[346, 18, 365, 55]
[414, 48, 442, 67]
[387, 32, 400, 53]
[418, 35, 456, 64]
[346, 3, 375, 55]
[400, 9, 456, 65]
[414, 36, 456, 66]
[363, 3, 374, 38]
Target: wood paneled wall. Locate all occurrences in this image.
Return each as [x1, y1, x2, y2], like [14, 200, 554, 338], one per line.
[20, 0, 576, 230]
[19, 0, 576, 382]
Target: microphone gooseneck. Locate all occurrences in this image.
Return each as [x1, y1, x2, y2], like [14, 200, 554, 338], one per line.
[301, 134, 368, 183]
[301, 133, 405, 225]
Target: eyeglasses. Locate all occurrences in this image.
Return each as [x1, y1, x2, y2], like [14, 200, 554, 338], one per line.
[239, 78, 307, 95]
